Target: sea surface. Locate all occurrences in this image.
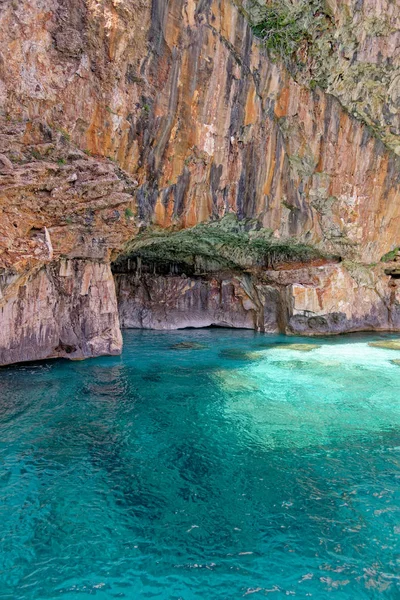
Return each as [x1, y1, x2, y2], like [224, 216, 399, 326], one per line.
[0, 329, 400, 599]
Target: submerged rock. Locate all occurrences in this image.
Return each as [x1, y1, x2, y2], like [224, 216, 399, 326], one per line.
[281, 344, 321, 352]
[260, 343, 321, 352]
[219, 349, 263, 361]
[170, 342, 206, 350]
[142, 373, 162, 382]
[391, 359, 400, 367]
[274, 360, 313, 370]
[214, 370, 259, 392]
[368, 340, 400, 351]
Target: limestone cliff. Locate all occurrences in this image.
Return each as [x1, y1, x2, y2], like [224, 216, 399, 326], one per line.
[0, 0, 399, 364]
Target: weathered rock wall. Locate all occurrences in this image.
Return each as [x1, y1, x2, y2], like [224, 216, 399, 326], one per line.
[115, 270, 283, 331]
[1, 0, 399, 260]
[114, 261, 400, 336]
[0, 260, 121, 365]
[116, 274, 259, 330]
[288, 264, 400, 334]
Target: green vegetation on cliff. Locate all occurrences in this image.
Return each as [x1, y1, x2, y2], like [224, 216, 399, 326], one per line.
[116, 215, 329, 273]
[381, 247, 400, 263]
[250, 0, 330, 62]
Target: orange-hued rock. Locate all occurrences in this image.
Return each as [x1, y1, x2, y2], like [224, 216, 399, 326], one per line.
[287, 263, 400, 335]
[0, 0, 399, 364]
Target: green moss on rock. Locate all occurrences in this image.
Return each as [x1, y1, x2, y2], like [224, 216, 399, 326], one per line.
[249, 0, 330, 61]
[381, 247, 400, 263]
[117, 215, 329, 272]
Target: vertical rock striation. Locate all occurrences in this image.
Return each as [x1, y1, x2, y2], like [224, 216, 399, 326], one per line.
[0, 260, 122, 365]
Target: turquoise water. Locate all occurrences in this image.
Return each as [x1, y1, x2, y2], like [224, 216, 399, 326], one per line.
[1, 329, 400, 599]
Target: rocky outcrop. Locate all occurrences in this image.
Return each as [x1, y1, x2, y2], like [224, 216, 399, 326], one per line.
[0, 0, 399, 364]
[288, 263, 400, 334]
[0, 116, 136, 364]
[2, 0, 399, 258]
[0, 260, 121, 365]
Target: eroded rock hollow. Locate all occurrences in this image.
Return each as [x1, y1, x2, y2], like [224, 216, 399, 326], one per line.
[1, 0, 400, 365]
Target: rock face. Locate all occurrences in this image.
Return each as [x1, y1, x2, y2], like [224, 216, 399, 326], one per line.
[116, 273, 259, 330]
[246, 0, 400, 155]
[0, 260, 122, 366]
[114, 259, 400, 335]
[115, 269, 283, 331]
[288, 263, 400, 334]
[0, 0, 399, 364]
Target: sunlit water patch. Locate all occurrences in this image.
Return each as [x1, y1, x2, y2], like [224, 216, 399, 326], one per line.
[0, 329, 399, 599]
[216, 341, 400, 450]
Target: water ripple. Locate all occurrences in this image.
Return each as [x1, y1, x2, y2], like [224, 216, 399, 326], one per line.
[0, 329, 399, 599]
